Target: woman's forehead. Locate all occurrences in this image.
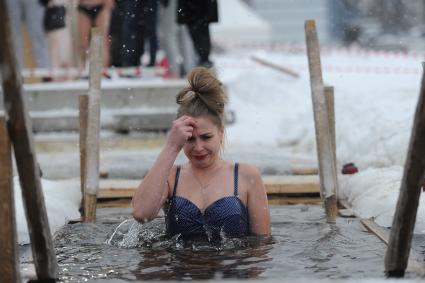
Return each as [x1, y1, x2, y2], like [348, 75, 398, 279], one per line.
[193, 116, 219, 132]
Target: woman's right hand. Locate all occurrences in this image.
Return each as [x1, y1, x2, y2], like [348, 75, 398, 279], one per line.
[165, 116, 196, 152]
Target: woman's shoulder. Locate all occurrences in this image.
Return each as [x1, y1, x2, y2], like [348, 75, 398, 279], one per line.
[235, 162, 263, 188]
[166, 164, 182, 193]
[235, 163, 266, 196]
[236, 162, 261, 177]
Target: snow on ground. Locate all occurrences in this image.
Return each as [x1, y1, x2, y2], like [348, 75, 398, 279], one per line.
[14, 177, 81, 244]
[13, 46, 425, 244]
[214, 47, 424, 232]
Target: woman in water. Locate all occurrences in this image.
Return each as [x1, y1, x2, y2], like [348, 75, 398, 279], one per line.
[132, 67, 271, 240]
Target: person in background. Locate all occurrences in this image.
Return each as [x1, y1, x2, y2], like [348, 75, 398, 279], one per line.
[142, 0, 159, 67]
[6, 0, 49, 70]
[158, 0, 196, 78]
[177, 0, 218, 68]
[109, 0, 143, 68]
[78, 0, 113, 70]
[40, 0, 73, 81]
[131, 67, 271, 241]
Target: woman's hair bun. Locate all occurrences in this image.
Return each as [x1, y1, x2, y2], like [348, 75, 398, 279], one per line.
[176, 67, 227, 120]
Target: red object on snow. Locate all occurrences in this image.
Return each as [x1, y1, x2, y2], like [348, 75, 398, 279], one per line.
[342, 163, 358, 175]
[158, 57, 172, 78]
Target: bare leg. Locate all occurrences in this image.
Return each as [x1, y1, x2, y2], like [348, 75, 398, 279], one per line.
[95, 7, 112, 68]
[24, 0, 49, 68]
[78, 11, 92, 71]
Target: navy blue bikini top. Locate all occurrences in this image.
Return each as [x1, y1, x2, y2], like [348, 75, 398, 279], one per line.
[165, 163, 249, 240]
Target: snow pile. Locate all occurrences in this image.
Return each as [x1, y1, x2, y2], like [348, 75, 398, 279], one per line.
[14, 177, 81, 244]
[217, 48, 424, 232]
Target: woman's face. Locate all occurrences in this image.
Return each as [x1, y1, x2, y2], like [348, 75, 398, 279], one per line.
[183, 116, 223, 169]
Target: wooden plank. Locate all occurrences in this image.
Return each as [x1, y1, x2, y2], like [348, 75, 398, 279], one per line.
[0, 0, 58, 280]
[97, 199, 132, 208]
[264, 175, 320, 194]
[305, 20, 338, 223]
[292, 166, 318, 175]
[341, 201, 424, 273]
[324, 86, 336, 164]
[361, 219, 425, 273]
[99, 188, 136, 199]
[361, 219, 390, 244]
[79, 94, 88, 217]
[98, 175, 320, 199]
[84, 194, 97, 222]
[84, 28, 103, 222]
[324, 195, 337, 221]
[385, 64, 425, 277]
[251, 56, 300, 78]
[324, 86, 338, 221]
[0, 117, 20, 283]
[268, 197, 321, 205]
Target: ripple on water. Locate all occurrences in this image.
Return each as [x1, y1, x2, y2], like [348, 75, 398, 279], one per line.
[50, 205, 414, 282]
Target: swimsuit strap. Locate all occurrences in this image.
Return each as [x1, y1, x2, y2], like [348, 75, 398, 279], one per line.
[234, 163, 239, 196]
[172, 166, 181, 197]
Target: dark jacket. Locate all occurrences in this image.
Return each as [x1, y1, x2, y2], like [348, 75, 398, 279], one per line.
[177, 0, 218, 24]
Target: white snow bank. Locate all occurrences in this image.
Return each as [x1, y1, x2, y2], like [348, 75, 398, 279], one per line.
[340, 167, 425, 233]
[14, 177, 81, 244]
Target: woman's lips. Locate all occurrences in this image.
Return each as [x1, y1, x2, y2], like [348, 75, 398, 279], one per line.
[193, 154, 207, 161]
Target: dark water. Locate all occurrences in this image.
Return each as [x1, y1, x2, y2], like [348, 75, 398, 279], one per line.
[49, 205, 394, 282]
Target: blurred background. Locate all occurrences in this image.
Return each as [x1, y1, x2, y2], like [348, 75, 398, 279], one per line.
[14, 0, 425, 77]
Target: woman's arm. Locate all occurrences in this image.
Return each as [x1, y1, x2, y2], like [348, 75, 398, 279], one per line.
[131, 146, 178, 222]
[244, 164, 271, 236]
[131, 116, 196, 222]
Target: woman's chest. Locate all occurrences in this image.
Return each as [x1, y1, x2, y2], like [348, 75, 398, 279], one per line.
[176, 178, 248, 211]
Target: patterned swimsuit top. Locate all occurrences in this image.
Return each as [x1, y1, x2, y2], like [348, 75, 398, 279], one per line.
[165, 163, 249, 240]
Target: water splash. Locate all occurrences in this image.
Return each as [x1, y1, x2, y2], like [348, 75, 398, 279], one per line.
[106, 218, 168, 248]
[106, 219, 139, 248]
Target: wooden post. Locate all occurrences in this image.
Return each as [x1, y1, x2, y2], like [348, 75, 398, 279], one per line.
[385, 64, 425, 277]
[79, 94, 88, 218]
[0, 117, 20, 283]
[304, 20, 338, 223]
[324, 86, 338, 221]
[250, 56, 300, 78]
[84, 27, 103, 222]
[0, 0, 58, 280]
[324, 86, 336, 158]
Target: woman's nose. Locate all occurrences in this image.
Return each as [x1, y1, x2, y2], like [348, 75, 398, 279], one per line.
[193, 139, 203, 151]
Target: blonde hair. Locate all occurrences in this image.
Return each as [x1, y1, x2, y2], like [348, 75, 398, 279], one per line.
[176, 67, 227, 129]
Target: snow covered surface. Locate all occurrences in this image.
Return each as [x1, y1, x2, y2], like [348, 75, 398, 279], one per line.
[217, 47, 425, 232]
[23, 76, 186, 91]
[211, 0, 272, 43]
[12, 45, 425, 245]
[14, 177, 81, 244]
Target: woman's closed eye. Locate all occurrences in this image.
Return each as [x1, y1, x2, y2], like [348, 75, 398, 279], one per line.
[187, 134, 212, 143]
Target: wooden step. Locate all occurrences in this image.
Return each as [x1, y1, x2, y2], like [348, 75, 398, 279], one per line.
[263, 175, 319, 194]
[292, 166, 318, 175]
[98, 175, 320, 199]
[29, 109, 236, 133]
